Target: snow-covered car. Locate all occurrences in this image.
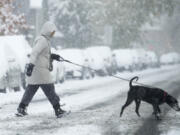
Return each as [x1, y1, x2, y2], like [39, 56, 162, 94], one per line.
[145, 51, 160, 68]
[160, 52, 180, 65]
[58, 48, 93, 79]
[0, 57, 21, 93]
[112, 49, 136, 72]
[112, 48, 152, 71]
[6, 58, 21, 91]
[135, 48, 149, 70]
[0, 75, 7, 93]
[111, 53, 118, 74]
[51, 48, 66, 83]
[85, 46, 113, 76]
[0, 44, 8, 93]
[0, 35, 31, 92]
[51, 60, 65, 83]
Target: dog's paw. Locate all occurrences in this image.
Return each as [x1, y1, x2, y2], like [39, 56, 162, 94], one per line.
[119, 113, 123, 117]
[119, 112, 122, 117]
[156, 117, 162, 121]
[136, 112, 141, 117]
[155, 114, 162, 121]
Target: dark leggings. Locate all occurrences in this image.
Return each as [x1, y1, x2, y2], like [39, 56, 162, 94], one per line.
[20, 84, 60, 107]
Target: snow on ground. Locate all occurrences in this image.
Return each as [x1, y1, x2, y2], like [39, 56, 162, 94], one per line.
[0, 64, 180, 135]
[51, 125, 101, 135]
[161, 125, 180, 135]
[160, 98, 180, 135]
[165, 130, 180, 135]
[0, 64, 179, 112]
[0, 64, 179, 108]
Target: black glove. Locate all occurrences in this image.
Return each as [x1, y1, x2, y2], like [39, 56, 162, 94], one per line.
[51, 53, 64, 61]
[25, 63, 34, 76]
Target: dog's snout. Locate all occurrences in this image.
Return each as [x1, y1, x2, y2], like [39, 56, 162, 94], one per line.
[173, 104, 180, 111]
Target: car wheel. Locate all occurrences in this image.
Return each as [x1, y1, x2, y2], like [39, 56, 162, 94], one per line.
[59, 78, 65, 83]
[91, 73, 95, 78]
[0, 88, 6, 93]
[14, 86, 20, 92]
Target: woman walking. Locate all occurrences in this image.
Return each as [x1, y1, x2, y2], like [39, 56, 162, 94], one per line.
[16, 21, 66, 118]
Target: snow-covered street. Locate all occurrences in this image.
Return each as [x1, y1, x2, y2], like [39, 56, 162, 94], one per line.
[1, 65, 180, 135]
[1, 0, 180, 135]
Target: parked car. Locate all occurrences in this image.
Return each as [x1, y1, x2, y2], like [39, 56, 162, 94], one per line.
[0, 35, 31, 92]
[111, 53, 118, 74]
[51, 48, 66, 83]
[160, 52, 180, 65]
[0, 75, 7, 93]
[145, 51, 160, 68]
[112, 49, 135, 72]
[51, 60, 65, 83]
[85, 46, 114, 76]
[133, 48, 150, 70]
[58, 48, 93, 79]
[0, 57, 22, 93]
[6, 58, 21, 91]
[0, 44, 8, 93]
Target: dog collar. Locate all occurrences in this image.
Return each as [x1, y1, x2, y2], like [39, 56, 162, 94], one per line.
[163, 92, 167, 102]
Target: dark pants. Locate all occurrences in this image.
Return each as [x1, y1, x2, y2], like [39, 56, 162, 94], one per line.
[19, 84, 60, 108]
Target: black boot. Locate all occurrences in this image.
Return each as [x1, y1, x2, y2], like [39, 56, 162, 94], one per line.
[53, 103, 66, 118]
[16, 103, 28, 117]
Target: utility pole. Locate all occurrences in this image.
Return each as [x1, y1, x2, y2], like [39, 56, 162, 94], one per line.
[30, 0, 43, 37]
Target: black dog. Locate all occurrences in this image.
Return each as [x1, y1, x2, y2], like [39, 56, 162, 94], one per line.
[120, 76, 180, 120]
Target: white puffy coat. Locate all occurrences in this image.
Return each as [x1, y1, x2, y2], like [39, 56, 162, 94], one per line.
[27, 22, 56, 84]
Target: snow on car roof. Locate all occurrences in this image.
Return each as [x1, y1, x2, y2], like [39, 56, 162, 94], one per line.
[58, 48, 85, 70]
[160, 52, 180, 64]
[0, 35, 31, 72]
[0, 43, 8, 78]
[86, 46, 112, 58]
[59, 48, 84, 62]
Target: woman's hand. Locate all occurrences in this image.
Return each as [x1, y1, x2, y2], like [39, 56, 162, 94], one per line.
[51, 53, 64, 62]
[25, 63, 35, 76]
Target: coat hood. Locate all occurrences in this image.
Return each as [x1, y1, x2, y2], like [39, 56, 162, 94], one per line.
[40, 21, 57, 38]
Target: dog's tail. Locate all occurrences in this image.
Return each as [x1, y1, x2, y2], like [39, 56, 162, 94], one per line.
[129, 76, 139, 88]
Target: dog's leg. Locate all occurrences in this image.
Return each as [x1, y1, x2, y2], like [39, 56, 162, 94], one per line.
[135, 99, 141, 117]
[153, 105, 160, 120]
[152, 106, 161, 115]
[157, 106, 161, 114]
[152, 103, 161, 120]
[120, 97, 134, 117]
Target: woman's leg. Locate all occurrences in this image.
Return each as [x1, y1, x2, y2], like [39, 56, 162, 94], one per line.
[18, 84, 39, 108]
[16, 84, 39, 116]
[41, 84, 66, 117]
[40, 83, 60, 106]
